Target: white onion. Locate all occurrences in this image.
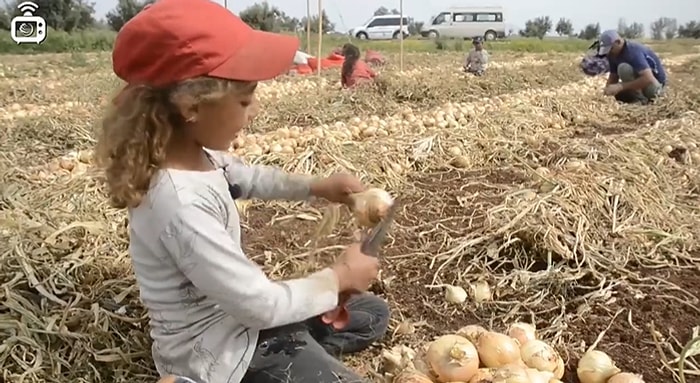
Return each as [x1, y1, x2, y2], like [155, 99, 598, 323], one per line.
[476, 332, 522, 368]
[520, 339, 565, 379]
[576, 349, 621, 383]
[507, 322, 537, 345]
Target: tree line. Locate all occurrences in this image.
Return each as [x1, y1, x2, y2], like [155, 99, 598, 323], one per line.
[520, 16, 700, 40]
[0, 0, 698, 41]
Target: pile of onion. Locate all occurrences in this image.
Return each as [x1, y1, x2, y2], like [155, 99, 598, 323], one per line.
[350, 188, 394, 227]
[387, 325, 646, 383]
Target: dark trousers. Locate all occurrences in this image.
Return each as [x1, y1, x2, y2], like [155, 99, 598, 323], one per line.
[240, 293, 389, 383]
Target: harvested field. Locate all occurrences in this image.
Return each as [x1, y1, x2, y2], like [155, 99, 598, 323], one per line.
[0, 49, 699, 383]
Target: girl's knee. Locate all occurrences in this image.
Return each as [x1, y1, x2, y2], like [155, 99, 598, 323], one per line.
[347, 294, 390, 337]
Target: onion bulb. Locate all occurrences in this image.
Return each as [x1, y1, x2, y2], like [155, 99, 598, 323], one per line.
[576, 350, 621, 383]
[520, 340, 565, 379]
[507, 322, 537, 345]
[350, 188, 394, 227]
[456, 324, 487, 344]
[445, 284, 468, 303]
[468, 367, 496, 383]
[425, 334, 480, 382]
[525, 368, 554, 383]
[476, 332, 522, 368]
[393, 369, 434, 383]
[607, 372, 645, 383]
[491, 365, 530, 383]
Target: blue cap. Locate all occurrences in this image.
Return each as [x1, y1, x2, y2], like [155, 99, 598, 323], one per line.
[597, 30, 621, 55]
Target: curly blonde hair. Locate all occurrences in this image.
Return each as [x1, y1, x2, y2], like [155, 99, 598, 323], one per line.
[95, 77, 255, 209]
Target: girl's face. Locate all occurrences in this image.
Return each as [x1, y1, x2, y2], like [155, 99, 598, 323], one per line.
[188, 86, 259, 151]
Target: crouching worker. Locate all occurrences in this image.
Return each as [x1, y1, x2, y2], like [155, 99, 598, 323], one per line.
[341, 43, 378, 88]
[594, 30, 667, 104]
[464, 36, 489, 76]
[97, 1, 390, 382]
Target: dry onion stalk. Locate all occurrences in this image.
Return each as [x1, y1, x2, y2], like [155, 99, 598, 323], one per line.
[350, 188, 394, 227]
[425, 334, 480, 382]
[457, 325, 488, 344]
[393, 368, 434, 383]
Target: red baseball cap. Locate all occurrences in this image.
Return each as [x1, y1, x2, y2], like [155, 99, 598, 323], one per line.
[112, 0, 299, 87]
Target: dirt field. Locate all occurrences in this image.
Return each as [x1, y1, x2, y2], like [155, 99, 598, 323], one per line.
[0, 49, 699, 383]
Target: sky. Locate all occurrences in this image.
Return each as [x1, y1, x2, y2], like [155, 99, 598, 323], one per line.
[93, 0, 697, 34]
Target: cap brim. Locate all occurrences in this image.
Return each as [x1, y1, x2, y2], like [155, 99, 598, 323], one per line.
[209, 30, 299, 82]
[598, 45, 612, 55]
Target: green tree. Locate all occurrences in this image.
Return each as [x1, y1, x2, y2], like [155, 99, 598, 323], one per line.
[577, 22, 600, 40]
[519, 16, 552, 39]
[678, 20, 700, 38]
[105, 0, 154, 31]
[1, 0, 96, 31]
[373, 6, 400, 16]
[617, 19, 644, 39]
[239, 2, 299, 32]
[650, 17, 678, 40]
[301, 10, 335, 34]
[555, 18, 573, 36]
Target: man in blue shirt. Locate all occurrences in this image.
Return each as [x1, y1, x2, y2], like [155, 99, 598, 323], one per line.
[595, 30, 666, 104]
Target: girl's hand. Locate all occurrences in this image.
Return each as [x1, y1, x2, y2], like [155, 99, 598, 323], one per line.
[310, 173, 365, 205]
[332, 242, 380, 292]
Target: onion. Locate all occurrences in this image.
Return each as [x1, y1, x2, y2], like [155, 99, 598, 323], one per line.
[525, 368, 554, 383]
[456, 325, 487, 344]
[520, 340, 565, 379]
[607, 372, 645, 383]
[350, 188, 394, 227]
[445, 284, 468, 303]
[507, 322, 537, 345]
[576, 349, 621, 383]
[468, 367, 497, 383]
[471, 281, 492, 302]
[491, 365, 530, 383]
[476, 332, 522, 368]
[393, 368, 434, 383]
[425, 334, 480, 382]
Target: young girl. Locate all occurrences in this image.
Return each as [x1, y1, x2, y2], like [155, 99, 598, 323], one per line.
[96, 0, 390, 382]
[464, 36, 489, 76]
[341, 43, 378, 88]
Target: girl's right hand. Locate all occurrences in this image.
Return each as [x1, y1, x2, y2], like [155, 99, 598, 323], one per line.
[332, 242, 380, 292]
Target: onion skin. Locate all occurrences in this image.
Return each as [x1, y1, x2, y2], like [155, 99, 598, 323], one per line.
[520, 339, 565, 379]
[576, 350, 621, 383]
[507, 322, 537, 345]
[476, 332, 522, 368]
[393, 369, 434, 383]
[607, 372, 645, 383]
[456, 325, 488, 344]
[351, 188, 393, 227]
[468, 367, 497, 383]
[491, 365, 530, 383]
[426, 334, 480, 382]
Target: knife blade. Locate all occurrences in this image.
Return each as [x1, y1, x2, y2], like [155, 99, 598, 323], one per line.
[360, 203, 397, 257]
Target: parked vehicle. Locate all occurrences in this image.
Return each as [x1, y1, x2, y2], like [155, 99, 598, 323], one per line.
[349, 15, 411, 40]
[421, 6, 506, 40]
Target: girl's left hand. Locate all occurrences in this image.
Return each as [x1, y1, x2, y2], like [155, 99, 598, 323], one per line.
[310, 173, 365, 205]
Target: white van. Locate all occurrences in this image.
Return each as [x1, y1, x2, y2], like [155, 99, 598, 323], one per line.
[349, 15, 411, 40]
[421, 6, 506, 40]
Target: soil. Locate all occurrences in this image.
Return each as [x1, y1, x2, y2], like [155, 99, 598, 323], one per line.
[240, 167, 700, 383]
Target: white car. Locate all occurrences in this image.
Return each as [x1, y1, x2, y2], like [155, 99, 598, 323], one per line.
[349, 15, 410, 40]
